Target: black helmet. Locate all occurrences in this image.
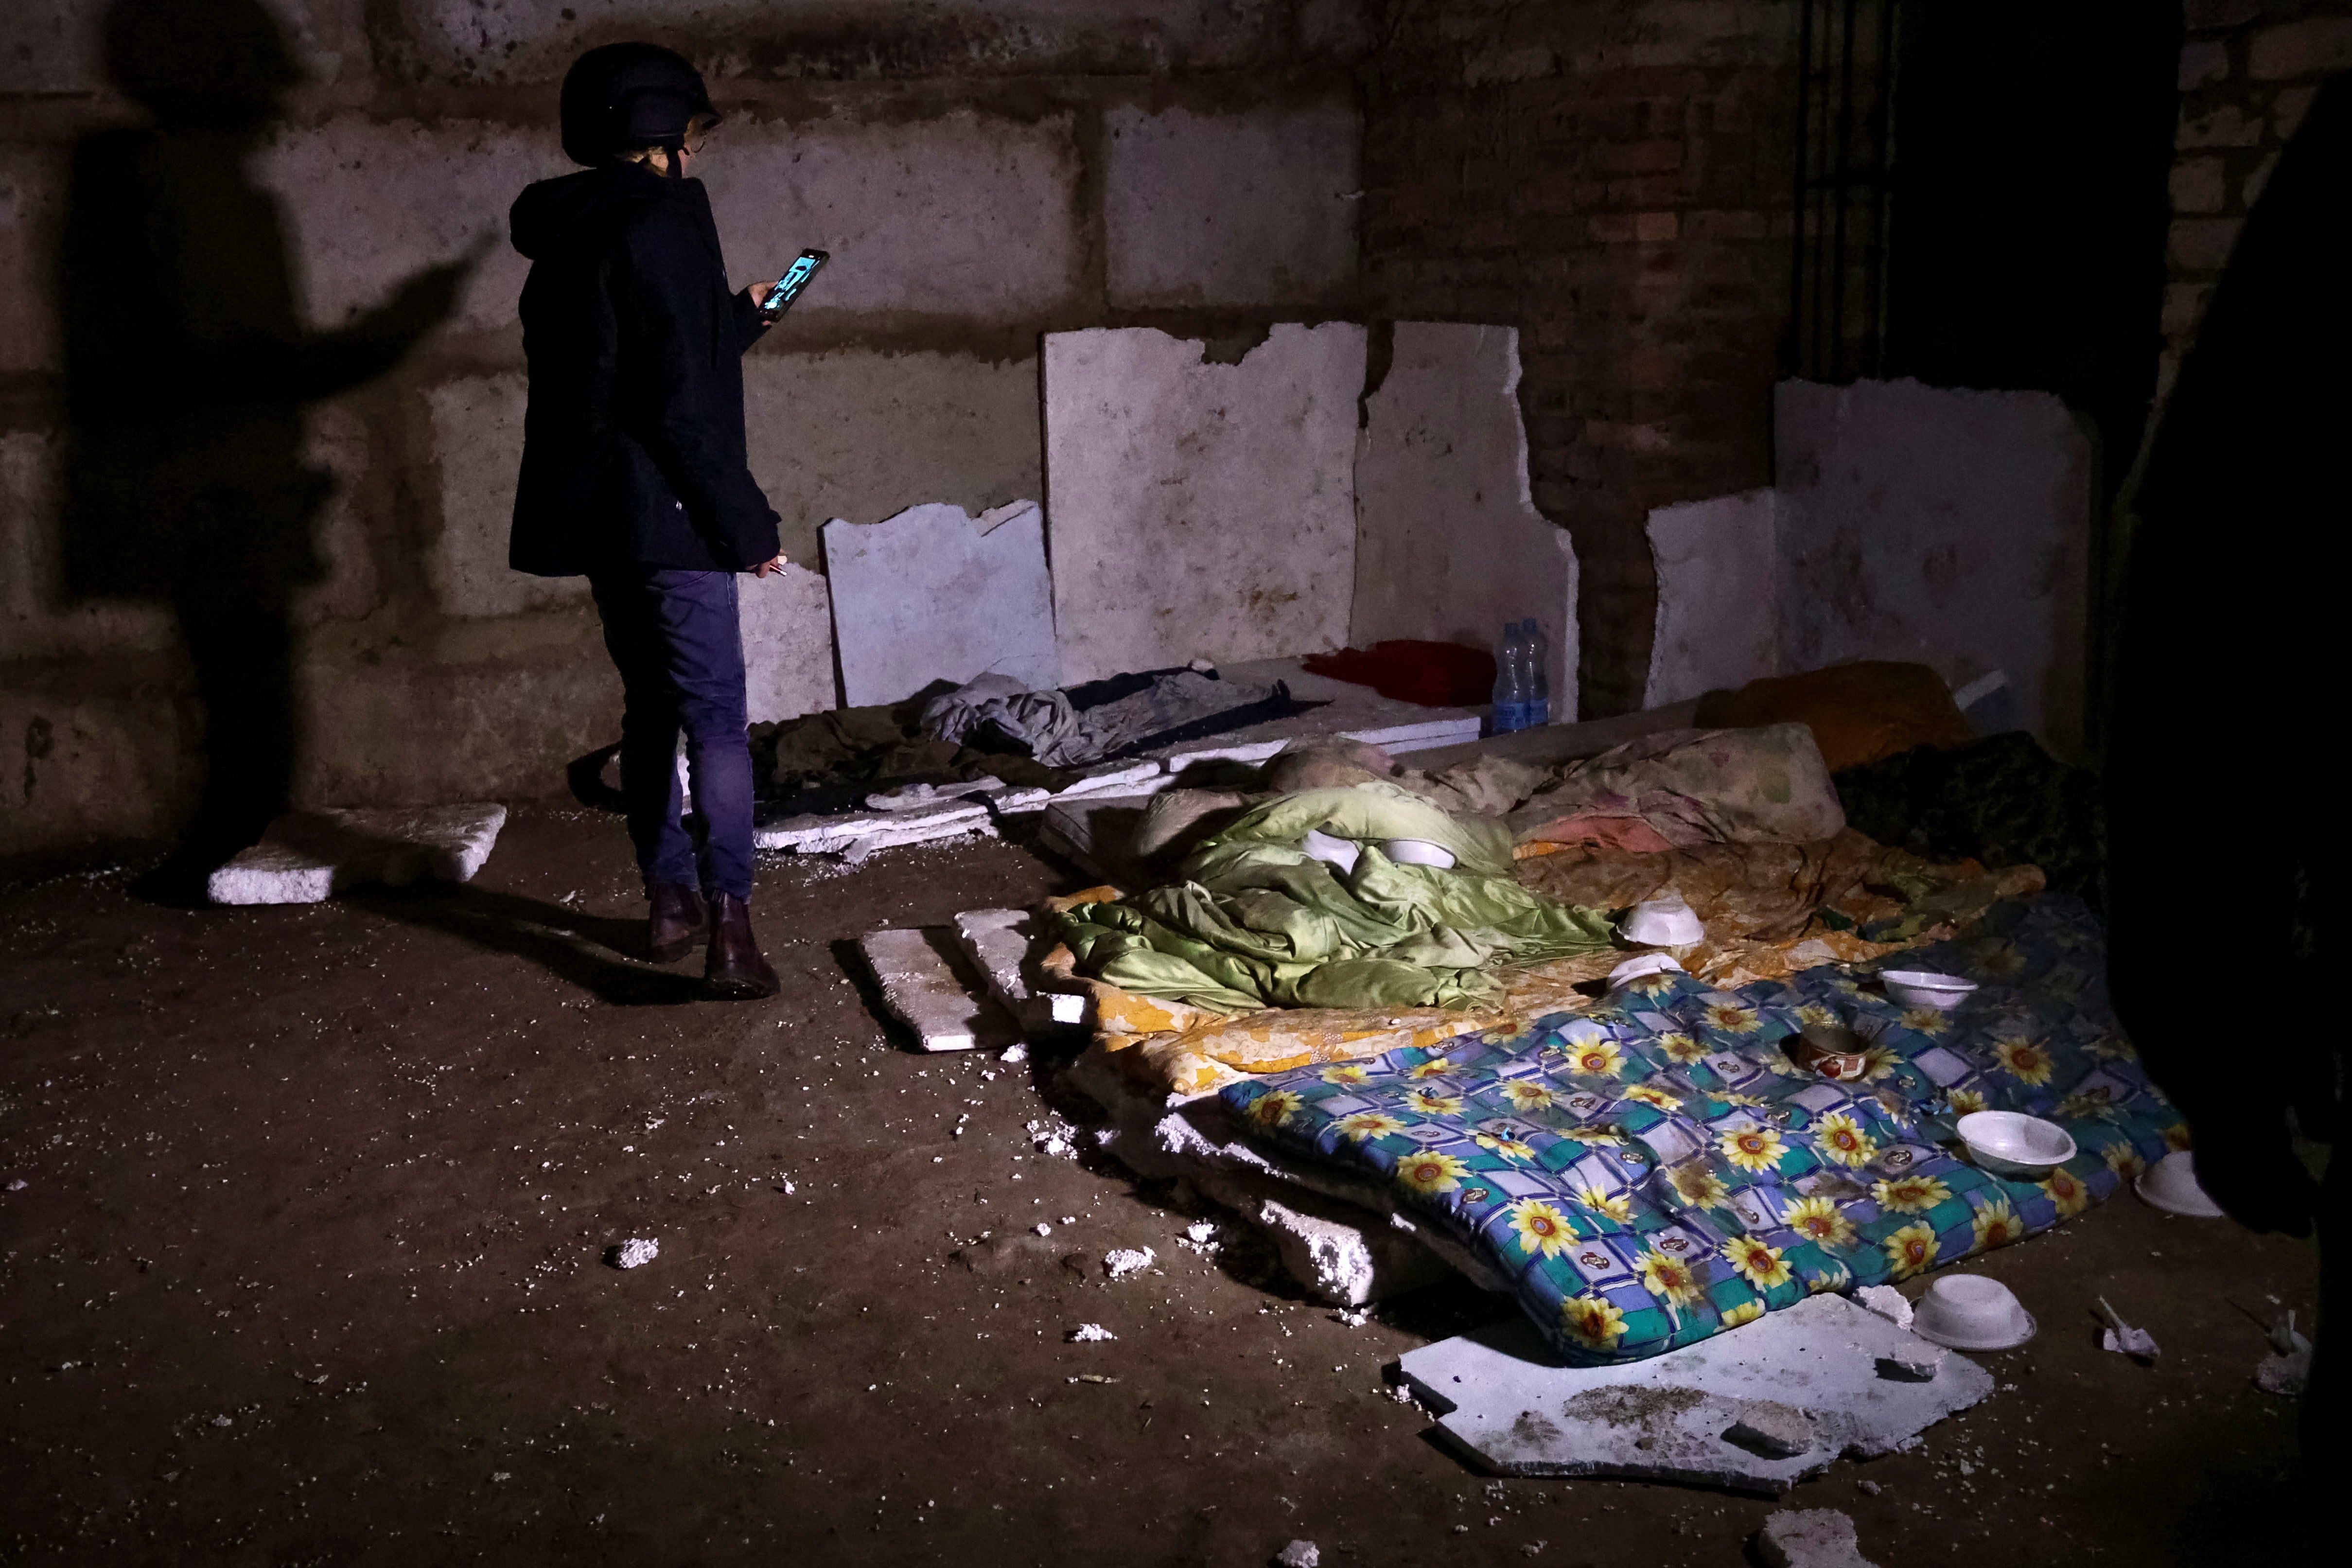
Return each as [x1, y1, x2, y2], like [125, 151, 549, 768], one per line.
[560, 43, 719, 167]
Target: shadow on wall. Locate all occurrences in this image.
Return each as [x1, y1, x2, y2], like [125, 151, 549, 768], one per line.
[55, 0, 469, 895]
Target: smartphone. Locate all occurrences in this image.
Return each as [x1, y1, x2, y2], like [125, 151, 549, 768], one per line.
[758, 249, 828, 320]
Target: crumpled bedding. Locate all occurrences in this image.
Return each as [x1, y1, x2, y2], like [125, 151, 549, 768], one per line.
[1412, 723, 1846, 851]
[1513, 828, 2040, 948]
[924, 669, 1298, 769]
[1049, 836, 2043, 1101]
[1056, 783, 1619, 1013]
[1220, 895, 2183, 1365]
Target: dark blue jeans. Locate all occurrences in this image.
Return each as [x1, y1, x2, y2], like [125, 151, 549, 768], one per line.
[589, 569, 756, 903]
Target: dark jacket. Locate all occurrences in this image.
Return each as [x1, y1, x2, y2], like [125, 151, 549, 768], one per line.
[508, 161, 779, 575]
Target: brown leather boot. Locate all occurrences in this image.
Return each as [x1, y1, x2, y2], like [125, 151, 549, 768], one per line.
[704, 893, 779, 999]
[647, 883, 708, 964]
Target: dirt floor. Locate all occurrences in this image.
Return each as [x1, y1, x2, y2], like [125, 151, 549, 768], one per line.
[0, 804, 2324, 1566]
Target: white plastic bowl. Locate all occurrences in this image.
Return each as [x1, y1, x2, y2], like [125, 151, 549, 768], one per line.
[1380, 837, 1457, 870]
[1608, 952, 1685, 987]
[1301, 829, 1359, 875]
[1883, 969, 1978, 1010]
[1913, 1273, 2036, 1351]
[2137, 1150, 2225, 1218]
[1956, 1110, 2076, 1178]
[1621, 895, 1703, 947]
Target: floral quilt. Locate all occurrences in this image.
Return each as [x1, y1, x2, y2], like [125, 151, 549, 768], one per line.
[1219, 896, 2184, 1364]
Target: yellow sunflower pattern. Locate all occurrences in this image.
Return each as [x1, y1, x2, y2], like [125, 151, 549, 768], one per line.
[1565, 1038, 1625, 1077]
[1561, 1294, 1627, 1351]
[1970, 1198, 2022, 1250]
[1473, 1132, 1537, 1162]
[1395, 1151, 1469, 1194]
[1884, 1222, 1939, 1279]
[1872, 1174, 1951, 1214]
[1719, 1125, 1786, 1173]
[1335, 1110, 1405, 1143]
[1669, 1163, 1729, 1209]
[1812, 1112, 1878, 1168]
[1658, 1032, 1708, 1064]
[2041, 1166, 2090, 1217]
[1507, 1198, 1578, 1258]
[1247, 1090, 1302, 1129]
[1575, 1185, 1634, 1223]
[1638, 1249, 1704, 1306]
[1721, 1236, 1793, 1290]
[1782, 1196, 1856, 1249]
[1990, 1036, 2055, 1086]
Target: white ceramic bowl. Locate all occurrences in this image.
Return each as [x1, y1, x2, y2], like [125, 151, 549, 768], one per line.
[1956, 1110, 2076, 1178]
[1622, 896, 1703, 947]
[1883, 969, 1979, 1010]
[2137, 1150, 2225, 1218]
[1301, 829, 1359, 875]
[1380, 837, 1457, 870]
[1608, 952, 1685, 987]
[1912, 1273, 2036, 1351]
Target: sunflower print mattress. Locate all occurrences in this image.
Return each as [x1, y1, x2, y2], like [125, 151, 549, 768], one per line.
[1219, 895, 2183, 1364]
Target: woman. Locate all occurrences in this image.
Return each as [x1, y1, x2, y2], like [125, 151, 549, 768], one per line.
[508, 42, 786, 998]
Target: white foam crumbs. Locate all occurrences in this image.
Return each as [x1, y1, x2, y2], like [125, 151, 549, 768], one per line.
[1000, 1042, 1029, 1065]
[1103, 1247, 1156, 1279]
[1034, 1222, 1053, 1236]
[610, 1238, 659, 1269]
[1067, 1323, 1116, 1342]
[1024, 1116, 1078, 1159]
[1176, 1221, 1221, 1255]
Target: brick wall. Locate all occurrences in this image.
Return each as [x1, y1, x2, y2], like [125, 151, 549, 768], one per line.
[2162, 0, 2352, 394]
[0, 0, 1366, 863]
[1355, 0, 1799, 718]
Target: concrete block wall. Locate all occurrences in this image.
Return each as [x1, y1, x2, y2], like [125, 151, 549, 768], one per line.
[2161, 0, 2352, 395]
[1354, 0, 1800, 720]
[0, 0, 1365, 864]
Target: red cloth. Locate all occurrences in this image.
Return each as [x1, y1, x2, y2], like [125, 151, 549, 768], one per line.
[1301, 640, 1496, 708]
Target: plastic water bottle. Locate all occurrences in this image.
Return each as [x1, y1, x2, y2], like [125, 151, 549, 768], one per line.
[1524, 617, 1551, 728]
[1491, 619, 1533, 734]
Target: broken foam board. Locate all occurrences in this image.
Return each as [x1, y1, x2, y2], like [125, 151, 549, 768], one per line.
[207, 805, 508, 906]
[1644, 488, 1779, 710]
[823, 499, 1058, 709]
[1758, 1508, 1880, 1568]
[1774, 378, 2091, 752]
[738, 561, 838, 723]
[754, 798, 992, 854]
[949, 908, 1089, 1030]
[1352, 322, 1580, 721]
[1397, 1292, 1993, 1493]
[1045, 325, 1366, 683]
[857, 928, 1016, 1053]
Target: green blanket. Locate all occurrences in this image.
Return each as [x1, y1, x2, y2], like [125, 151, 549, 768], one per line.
[1057, 785, 1619, 1011]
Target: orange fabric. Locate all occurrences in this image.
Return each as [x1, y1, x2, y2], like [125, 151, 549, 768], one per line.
[1695, 661, 1972, 772]
[1516, 812, 1681, 853]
